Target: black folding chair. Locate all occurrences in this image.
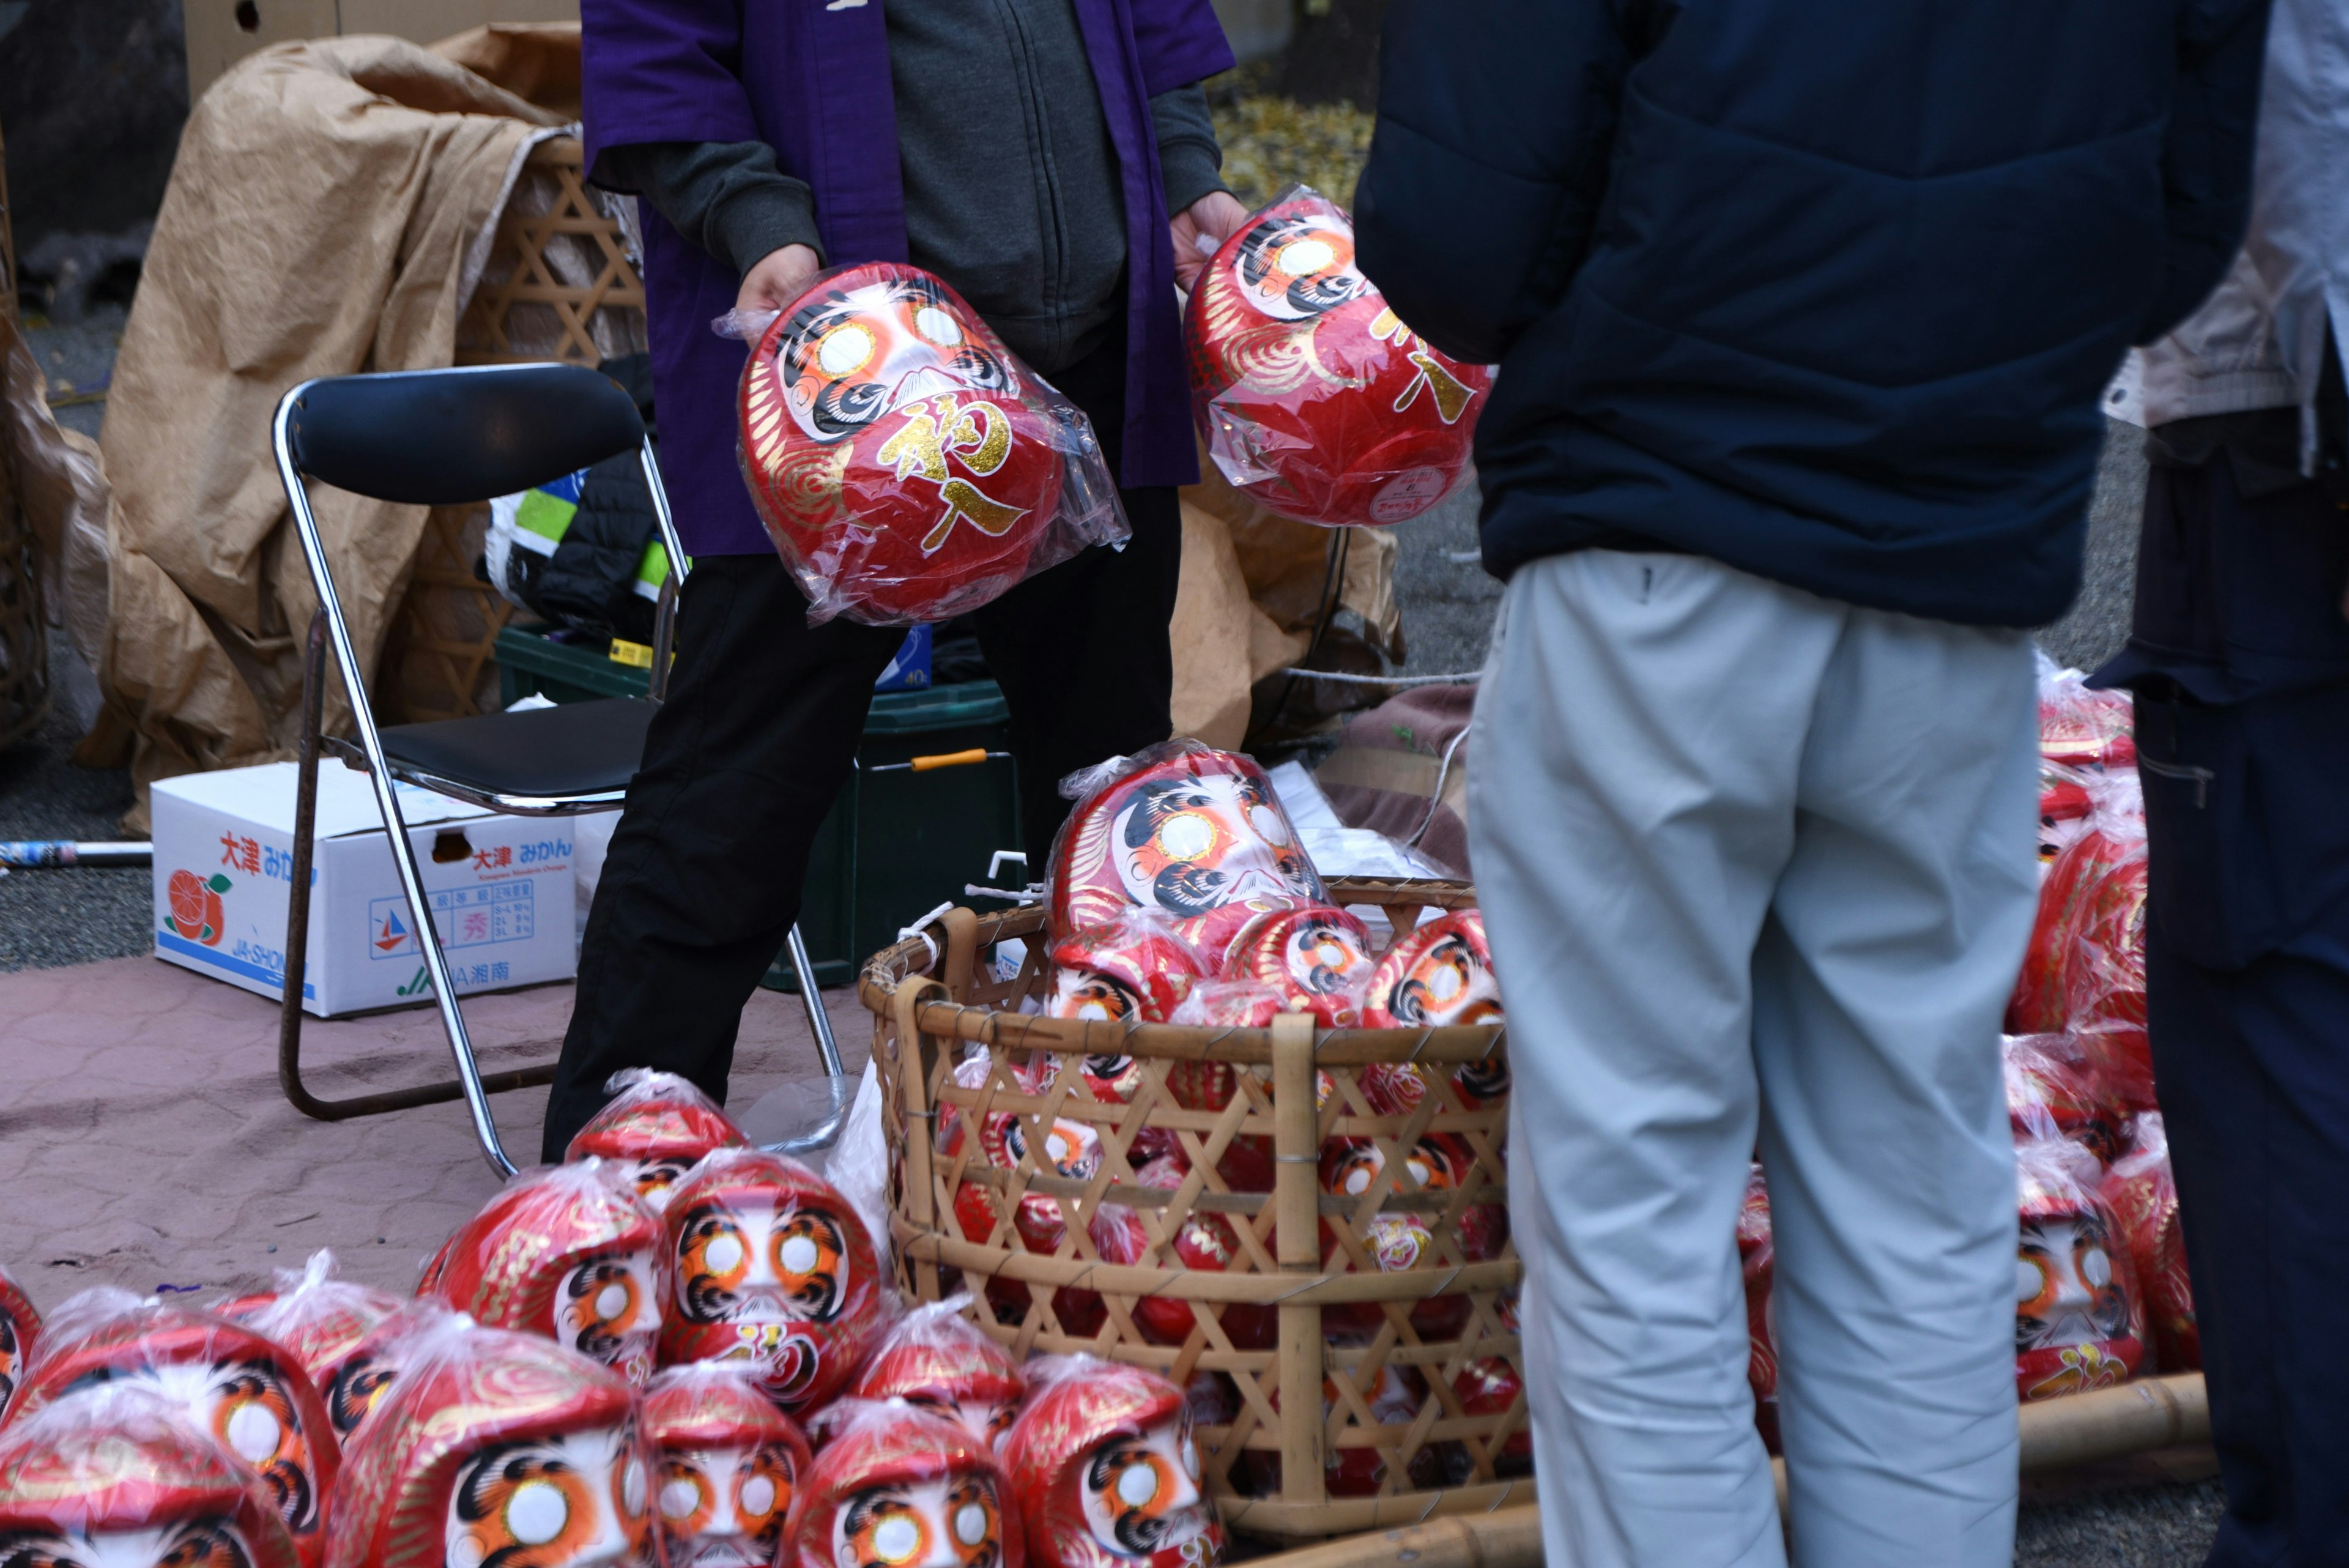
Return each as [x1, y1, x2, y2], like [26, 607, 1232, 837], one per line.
[270, 363, 839, 1175]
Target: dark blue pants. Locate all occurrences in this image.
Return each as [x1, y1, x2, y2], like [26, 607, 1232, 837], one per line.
[2126, 441, 2349, 1567]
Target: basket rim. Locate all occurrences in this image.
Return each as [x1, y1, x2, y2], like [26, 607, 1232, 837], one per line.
[857, 878, 1506, 1063]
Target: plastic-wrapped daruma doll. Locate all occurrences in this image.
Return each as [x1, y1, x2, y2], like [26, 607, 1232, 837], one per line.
[644, 1363, 814, 1568]
[1318, 1135, 1501, 1341]
[425, 1160, 668, 1385]
[0, 1264, 40, 1410]
[326, 1325, 651, 1568]
[848, 1298, 1026, 1449]
[739, 261, 1124, 626]
[2014, 1139, 2147, 1401]
[1002, 1359, 1223, 1568]
[0, 1384, 302, 1568]
[316, 1299, 467, 1446]
[568, 1069, 753, 1212]
[1736, 1166, 1779, 1452]
[2099, 1114, 2198, 1372]
[6, 1290, 338, 1568]
[222, 1250, 403, 1402]
[2000, 1033, 2122, 1165]
[661, 1149, 885, 1414]
[1225, 905, 1376, 1027]
[1187, 187, 1491, 529]
[1357, 910, 1509, 1118]
[1050, 741, 1326, 964]
[783, 1400, 1019, 1568]
[1042, 912, 1204, 1026]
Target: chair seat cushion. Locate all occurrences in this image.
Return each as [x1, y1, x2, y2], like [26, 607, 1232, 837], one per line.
[377, 697, 653, 800]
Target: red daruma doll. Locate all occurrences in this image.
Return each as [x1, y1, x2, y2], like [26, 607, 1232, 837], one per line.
[738, 262, 1127, 625]
[1001, 1359, 1223, 1568]
[0, 1384, 302, 1568]
[784, 1401, 1019, 1568]
[849, 1298, 1026, 1449]
[1187, 186, 1491, 527]
[644, 1363, 814, 1568]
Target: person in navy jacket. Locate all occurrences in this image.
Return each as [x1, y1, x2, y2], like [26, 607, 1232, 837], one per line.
[1353, 0, 2271, 1562]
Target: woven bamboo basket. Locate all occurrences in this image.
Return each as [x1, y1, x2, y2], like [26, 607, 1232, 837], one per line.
[858, 880, 1529, 1541]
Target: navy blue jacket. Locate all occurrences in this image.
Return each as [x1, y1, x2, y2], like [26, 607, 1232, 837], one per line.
[1356, 0, 2272, 626]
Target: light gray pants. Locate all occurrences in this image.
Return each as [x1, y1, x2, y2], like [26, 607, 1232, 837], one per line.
[1469, 551, 2039, 1568]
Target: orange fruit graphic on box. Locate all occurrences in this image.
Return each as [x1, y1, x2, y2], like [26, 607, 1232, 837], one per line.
[166, 869, 232, 946]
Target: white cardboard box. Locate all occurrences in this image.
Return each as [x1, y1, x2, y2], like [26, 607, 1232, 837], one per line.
[151, 762, 577, 1017]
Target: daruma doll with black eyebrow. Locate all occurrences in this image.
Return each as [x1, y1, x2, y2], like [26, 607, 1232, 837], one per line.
[1001, 1359, 1222, 1568]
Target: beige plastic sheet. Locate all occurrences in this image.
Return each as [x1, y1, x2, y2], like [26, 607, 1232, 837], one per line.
[94, 35, 564, 828]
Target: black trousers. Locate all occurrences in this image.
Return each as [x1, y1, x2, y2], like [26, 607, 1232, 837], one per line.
[541, 335, 1182, 1159]
[2124, 450, 2349, 1567]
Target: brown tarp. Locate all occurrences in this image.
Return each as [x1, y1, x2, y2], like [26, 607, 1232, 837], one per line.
[92, 35, 566, 828]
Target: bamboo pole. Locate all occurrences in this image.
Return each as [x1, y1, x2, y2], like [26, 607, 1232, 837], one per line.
[1272, 1011, 1327, 1510]
[1242, 1375, 2211, 1568]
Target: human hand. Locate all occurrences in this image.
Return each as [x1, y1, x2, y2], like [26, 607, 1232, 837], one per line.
[737, 243, 823, 316]
[1171, 191, 1249, 293]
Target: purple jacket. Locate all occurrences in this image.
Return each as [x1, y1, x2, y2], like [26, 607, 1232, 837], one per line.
[581, 0, 1234, 556]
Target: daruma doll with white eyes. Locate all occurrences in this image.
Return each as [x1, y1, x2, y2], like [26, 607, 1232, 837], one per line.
[1042, 917, 1203, 1028]
[427, 1162, 669, 1387]
[1316, 1135, 1502, 1341]
[1049, 742, 1325, 964]
[643, 1365, 814, 1568]
[659, 1150, 883, 1414]
[316, 1299, 466, 1447]
[0, 1385, 301, 1568]
[785, 1402, 1018, 1568]
[325, 1327, 651, 1568]
[1186, 188, 1490, 529]
[740, 262, 1072, 626]
[1001, 1361, 1221, 1568]
[6, 1292, 337, 1568]
[224, 1250, 402, 1403]
[848, 1301, 1025, 1451]
[567, 1070, 753, 1213]
[0, 1264, 40, 1411]
[1226, 906, 1376, 1028]
[2014, 1140, 2147, 1401]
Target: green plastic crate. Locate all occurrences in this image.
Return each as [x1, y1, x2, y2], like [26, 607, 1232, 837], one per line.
[493, 623, 1021, 989]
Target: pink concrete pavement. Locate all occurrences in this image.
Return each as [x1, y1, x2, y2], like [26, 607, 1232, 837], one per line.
[0, 956, 857, 1316]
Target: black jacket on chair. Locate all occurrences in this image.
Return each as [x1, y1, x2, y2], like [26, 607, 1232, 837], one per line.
[1354, 0, 2274, 628]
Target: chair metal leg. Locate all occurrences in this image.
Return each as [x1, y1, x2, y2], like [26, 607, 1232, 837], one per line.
[786, 923, 843, 1077]
[275, 611, 551, 1162]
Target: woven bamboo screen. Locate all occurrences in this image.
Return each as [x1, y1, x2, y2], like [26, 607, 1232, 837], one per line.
[381, 136, 647, 721]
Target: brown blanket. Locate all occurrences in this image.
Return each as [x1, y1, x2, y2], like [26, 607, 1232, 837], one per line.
[93, 37, 565, 825]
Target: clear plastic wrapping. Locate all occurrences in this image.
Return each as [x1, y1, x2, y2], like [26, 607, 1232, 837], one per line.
[1224, 904, 1376, 1027]
[314, 1298, 466, 1447]
[2000, 1032, 2122, 1164]
[642, 1362, 814, 1568]
[2036, 656, 2137, 770]
[325, 1318, 647, 1568]
[1000, 1357, 1223, 1568]
[2013, 1137, 2147, 1401]
[1042, 909, 1204, 1025]
[1047, 740, 1326, 963]
[223, 1249, 403, 1396]
[1124, 1160, 1274, 1351]
[2008, 771, 2145, 1038]
[2097, 1113, 2197, 1372]
[733, 261, 1130, 626]
[0, 1382, 303, 1568]
[7, 1289, 340, 1566]
[1186, 186, 1491, 528]
[1359, 909, 1502, 1030]
[784, 1399, 1020, 1568]
[658, 1148, 887, 1416]
[847, 1296, 1026, 1448]
[1736, 1165, 1778, 1452]
[423, 1159, 667, 1385]
[1317, 1134, 1502, 1342]
[567, 1068, 753, 1212]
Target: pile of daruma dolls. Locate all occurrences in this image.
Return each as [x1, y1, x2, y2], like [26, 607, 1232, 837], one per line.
[1737, 661, 2190, 1451]
[941, 738, 1519, 1496]
[0, 1067, 1237, 1568]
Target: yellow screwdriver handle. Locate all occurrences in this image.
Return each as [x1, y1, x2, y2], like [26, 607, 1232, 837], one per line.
[909, 748, 990, 772]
